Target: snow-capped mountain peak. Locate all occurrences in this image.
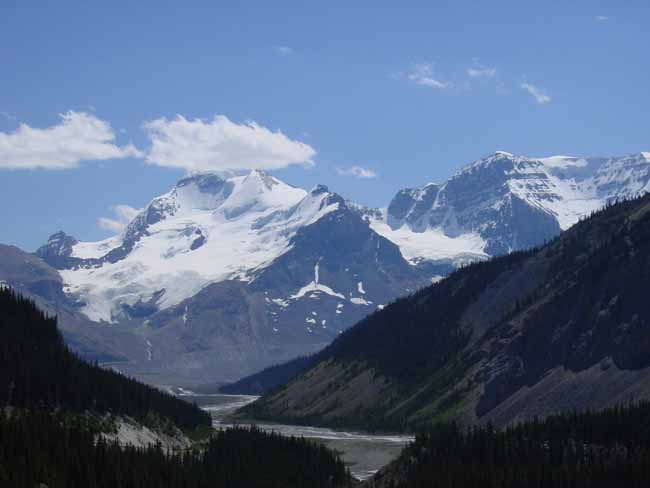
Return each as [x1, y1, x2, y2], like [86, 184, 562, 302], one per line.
[219, 170, 306, 219]
[46, 171, 345, 323]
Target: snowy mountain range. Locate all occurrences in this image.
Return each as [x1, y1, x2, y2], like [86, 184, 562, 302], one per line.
[3, 150, 649, 387]
[368, 151, 650, 260]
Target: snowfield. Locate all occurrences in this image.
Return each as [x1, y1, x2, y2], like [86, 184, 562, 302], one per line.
[61, 171, 339, 322]
[369, 220, 488, 264]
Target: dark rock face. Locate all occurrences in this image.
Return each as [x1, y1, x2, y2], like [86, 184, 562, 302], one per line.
[310, 184, 330, 196]
[387, 184, 440, 230]
[189, 230, 206, 250]
[254, 199, 421, 295]
[121, 289, 166, 319]
[479, 195, 561, 255]
[436, 158, 562, 252]
[35, 231, 79, 269]
[176, 173, 234, 196]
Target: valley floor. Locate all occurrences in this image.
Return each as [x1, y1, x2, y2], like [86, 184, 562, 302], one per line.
[189, 393, 413, 481]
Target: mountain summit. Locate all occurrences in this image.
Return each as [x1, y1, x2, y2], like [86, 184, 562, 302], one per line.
[38, 170, 327, 322]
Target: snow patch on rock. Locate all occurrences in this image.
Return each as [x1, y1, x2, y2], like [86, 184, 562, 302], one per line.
[289, 262, 346, 300]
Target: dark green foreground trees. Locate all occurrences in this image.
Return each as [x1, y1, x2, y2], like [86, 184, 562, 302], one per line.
[0, 413, 348, 488]
[384, 402, 650, 488]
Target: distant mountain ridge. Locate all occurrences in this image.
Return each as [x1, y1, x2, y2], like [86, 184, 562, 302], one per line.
[368, 151, 650, 261]
[2, 150, 648, 387]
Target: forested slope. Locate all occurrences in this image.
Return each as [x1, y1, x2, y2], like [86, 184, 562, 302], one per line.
[245, 194, 650, 431]
[0, 413, 350, 488]
[0, 287, 210, 429]
[367, 402, 650, 488]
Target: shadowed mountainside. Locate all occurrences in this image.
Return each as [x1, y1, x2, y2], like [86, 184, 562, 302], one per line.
[244, 193, 650, 431]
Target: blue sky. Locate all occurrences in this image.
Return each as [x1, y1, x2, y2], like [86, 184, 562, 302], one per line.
[1, 1, 649, 250]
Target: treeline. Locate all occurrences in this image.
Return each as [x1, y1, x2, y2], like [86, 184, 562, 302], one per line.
[0, 287, 210, 429]
[389, 401, 650, 488]
[0, 410, 349, 488]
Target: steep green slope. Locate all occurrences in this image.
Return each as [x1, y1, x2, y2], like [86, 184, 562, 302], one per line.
[0, 287, 210, 429]
[244, 195, 650, 431]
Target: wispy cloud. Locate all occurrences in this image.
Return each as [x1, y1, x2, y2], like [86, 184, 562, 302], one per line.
[595, 15, 609, 21]
[98, 204, 141, 234]
[336, 165, 377, 179]
[521, 82, 551, 104]
[0, 111, 142, 170]
[467, 67, 497, 78]
[143, 115, 315, 172]
[407, 63, 452, 89]
[467, 59, 496, 78]
[273, 45, 294, 56]
[0, 111, 16, 121]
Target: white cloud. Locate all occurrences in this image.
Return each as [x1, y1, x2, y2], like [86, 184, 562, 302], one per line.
[0, 111, 142, 170]
[467, 66, 496, 78]
[0, 111, 16, 121]
[98, 204, 141, 233]
[407, 63, 452, 89]
[143, 115, 315, 172]
[274, 45, 294, 56]
[595, 15, 609, 21]
[336, 165, 377, 179]
[521, 82, 551, 104]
